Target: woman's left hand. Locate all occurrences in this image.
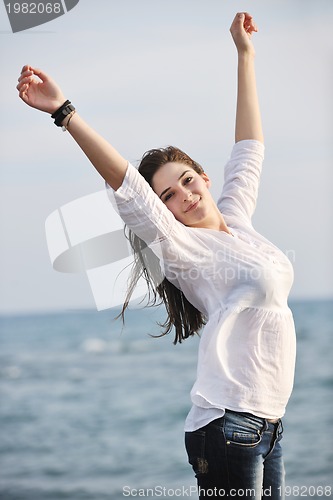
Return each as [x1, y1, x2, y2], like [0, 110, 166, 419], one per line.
[230, 12, 258, 55]
[17, 65, 66, 114]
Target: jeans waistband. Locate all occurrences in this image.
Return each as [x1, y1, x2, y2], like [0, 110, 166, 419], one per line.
[225, 409, 280, 426]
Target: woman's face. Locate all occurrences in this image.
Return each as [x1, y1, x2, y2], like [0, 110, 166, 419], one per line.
[151, 162, 216, 228]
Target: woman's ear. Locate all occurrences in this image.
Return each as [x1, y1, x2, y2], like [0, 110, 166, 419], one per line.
[201, 172, 211, 189]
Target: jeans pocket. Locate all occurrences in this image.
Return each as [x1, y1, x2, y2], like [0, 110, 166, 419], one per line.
[223, 415, 263, 448]
[226, 430, 262, 447]
[185, 429, 209, 477]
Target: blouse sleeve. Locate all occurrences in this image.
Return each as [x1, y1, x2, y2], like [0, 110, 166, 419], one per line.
[217, 140, 265, 225]
[105, 161, 187, 248]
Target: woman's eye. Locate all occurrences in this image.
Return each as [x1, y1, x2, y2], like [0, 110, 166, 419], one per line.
[164, 192, 173, 202]
[184, 176, 193, 184]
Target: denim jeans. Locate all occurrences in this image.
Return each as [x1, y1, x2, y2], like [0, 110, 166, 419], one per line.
[185, 410, 285, 499]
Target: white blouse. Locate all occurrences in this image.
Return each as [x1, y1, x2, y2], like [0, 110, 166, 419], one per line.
[109, 140, 296, 431]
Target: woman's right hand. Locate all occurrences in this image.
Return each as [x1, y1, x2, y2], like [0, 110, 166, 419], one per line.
[230, 12, 257, 56]
[17, 65, 66, 114]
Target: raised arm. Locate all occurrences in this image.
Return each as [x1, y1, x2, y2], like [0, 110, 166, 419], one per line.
[16, 65, 127, 190]
[230, 13, 264, 144]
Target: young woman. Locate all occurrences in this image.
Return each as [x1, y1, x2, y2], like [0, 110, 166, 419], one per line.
[17, 12, 296, 500]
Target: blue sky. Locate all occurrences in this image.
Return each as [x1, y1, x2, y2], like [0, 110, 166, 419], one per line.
[0, 0, 332, 313]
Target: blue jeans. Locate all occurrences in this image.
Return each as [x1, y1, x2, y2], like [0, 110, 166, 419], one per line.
[185, 410, 285, 499]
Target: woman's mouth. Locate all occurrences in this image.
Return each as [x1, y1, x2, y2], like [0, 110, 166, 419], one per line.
[185, 199, 200, 213]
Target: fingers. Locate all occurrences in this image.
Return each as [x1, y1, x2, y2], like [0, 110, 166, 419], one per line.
[17, 72, 33, 86]
[17, 65, 45, 102]
[18, 67, 32, 81]
[18, 65, 47, 83]
[16, 65, 33, 102]
[21, 64, 31, 73]
[244, 13, 258, 34]
[17, 83, 29, 102]
[16, 77, 29, 100]
[233, 12, 258, 34]
[17, 65, 35, 93]
[31, 67, 49, 82]
[16, 73, 33, 93]
[242, 12, 258, 33]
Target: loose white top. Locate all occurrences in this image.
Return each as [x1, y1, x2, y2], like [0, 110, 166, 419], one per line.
[108, 140, 296, 431]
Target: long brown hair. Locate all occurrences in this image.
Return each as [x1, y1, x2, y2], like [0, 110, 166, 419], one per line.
[119, 146, 207, 344]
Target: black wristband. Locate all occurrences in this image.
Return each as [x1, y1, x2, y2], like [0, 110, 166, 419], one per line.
[51, 100, 76, 127]
[51, 100, 70, 119]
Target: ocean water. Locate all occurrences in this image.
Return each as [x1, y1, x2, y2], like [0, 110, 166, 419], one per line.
[0, 300, 332, 500]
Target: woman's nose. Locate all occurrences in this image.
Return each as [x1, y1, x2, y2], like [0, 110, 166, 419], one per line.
[181, 187, 192, 201]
